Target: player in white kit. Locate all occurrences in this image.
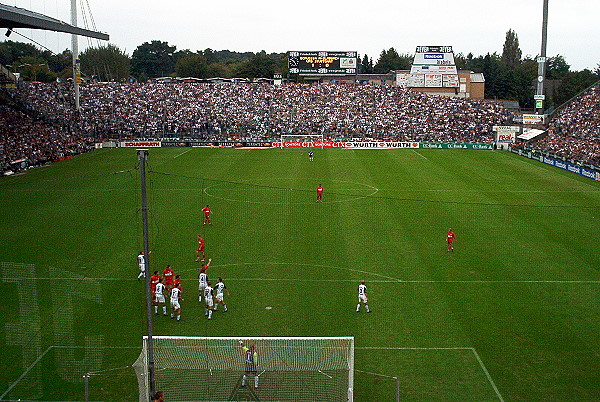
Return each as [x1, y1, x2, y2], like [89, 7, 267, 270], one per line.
[356, 280, 371, 313]
[154, 278, 167, 316]
[198, 258, 212, 302]
[137, 251, 146, 280]
[214, 277, 230, 312]
[170, 283, 183, 321]
[204, 281, 215, 320]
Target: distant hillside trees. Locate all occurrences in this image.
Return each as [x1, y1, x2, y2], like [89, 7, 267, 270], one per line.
[80, 44, 130, 81]
[0, 33, 597, 109]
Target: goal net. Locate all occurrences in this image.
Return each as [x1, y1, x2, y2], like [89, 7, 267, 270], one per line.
[134, 336, 354, 402]
[280, 134, 325, 148]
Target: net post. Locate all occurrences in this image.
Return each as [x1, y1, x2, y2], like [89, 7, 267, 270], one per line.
[393, 376, 400, 402]
[83, 373, 90, 402]
[137, 149, 155, 398]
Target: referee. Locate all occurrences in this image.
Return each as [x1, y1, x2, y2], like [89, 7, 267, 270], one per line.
[239, 341, 259, 388]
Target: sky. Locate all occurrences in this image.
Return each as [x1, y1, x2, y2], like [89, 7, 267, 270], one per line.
[3, 0, 600, 71]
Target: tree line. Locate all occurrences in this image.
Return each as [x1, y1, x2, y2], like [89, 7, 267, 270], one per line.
[1, 29, 598, 109]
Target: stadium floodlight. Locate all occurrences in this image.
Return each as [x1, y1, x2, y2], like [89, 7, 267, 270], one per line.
[134, 336, 355, 401]
[280, 134, 325, 149]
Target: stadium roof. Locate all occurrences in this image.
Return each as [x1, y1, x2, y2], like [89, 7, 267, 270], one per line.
[0, 3, 109, 40]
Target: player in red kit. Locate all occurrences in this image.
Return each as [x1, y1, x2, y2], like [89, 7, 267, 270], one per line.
[150, 271, 161, 292]
[447, 229, 456, 252]
[195, 235, 205, 262]
[316, 185, 324, 202]
[202, 204, 212, 225]
[163, 265, 174, 291]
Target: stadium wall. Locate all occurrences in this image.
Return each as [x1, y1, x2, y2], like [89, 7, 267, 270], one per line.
[510, 146, 600, 181]
[115, 140, 494, 149]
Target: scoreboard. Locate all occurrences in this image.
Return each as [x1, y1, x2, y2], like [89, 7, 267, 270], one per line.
[288, 51, 357, 75]
[408, 45, 459, 88]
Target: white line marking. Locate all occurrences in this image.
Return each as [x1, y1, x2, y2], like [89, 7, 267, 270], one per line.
[173, 149, 192, 159]
[471, 348, 505, 401]
[412, 149, 429, 160]
[203, 178, 379, 205]
[12, 277, 600, 284]
[317, 369, 333, 379]
[356, 346, 504, 401]
[184, 261, 404, 282]
[354, 369, 398, 379]
[0, 345, 53, 400]
[357, 346, 472, 350]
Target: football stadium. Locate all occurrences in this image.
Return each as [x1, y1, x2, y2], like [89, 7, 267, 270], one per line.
[1, 1, 600, 401]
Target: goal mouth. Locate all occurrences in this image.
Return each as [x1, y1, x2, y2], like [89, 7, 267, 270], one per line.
[134, 336, 354, 401]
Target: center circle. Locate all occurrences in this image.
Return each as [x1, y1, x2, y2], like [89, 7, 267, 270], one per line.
[203, 178, 379, 204]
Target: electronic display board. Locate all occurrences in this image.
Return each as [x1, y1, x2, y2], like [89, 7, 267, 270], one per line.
[288, 51, 357, 75]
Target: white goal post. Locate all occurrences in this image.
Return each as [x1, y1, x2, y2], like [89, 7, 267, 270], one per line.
[134, 336, 354, 401]
[280, 134, 325, 148]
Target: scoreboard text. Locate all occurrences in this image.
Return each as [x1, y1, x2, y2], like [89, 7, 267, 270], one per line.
[288, 51, 357, 75]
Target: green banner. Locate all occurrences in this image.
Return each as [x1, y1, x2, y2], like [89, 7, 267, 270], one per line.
[420, 142, 493, 150]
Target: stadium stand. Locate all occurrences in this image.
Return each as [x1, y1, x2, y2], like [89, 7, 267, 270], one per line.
[516, 83, 600, 166]
[2, 81, 599, 172]
[0, 104, 94, 173]
[13, 81, 512, 142]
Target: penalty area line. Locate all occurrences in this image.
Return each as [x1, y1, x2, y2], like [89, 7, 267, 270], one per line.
[357, 346, 504, 401]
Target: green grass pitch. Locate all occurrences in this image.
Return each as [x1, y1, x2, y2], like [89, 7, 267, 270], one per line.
[1, 147, 599, 401]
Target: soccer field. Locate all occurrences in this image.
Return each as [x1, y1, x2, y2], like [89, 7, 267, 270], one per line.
[1, 147, 599, 401]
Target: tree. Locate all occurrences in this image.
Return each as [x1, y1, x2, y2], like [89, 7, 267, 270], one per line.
[501, 29, 522, 67]
[206, 62, 229, 78]
[374, 48, 411, 73]
[80, 44, 130, 81]
[551, 68, 598, 106]
[0, 40, 40, 66]
[14, 55, 55, 82]
[546, 55, 570, 80]
[46, 49, 73, 80]
[175, 53, 208, 78]
[360, 54, 373, 74]
[234, 51, 277, 80]
[131, 40, 176, 79]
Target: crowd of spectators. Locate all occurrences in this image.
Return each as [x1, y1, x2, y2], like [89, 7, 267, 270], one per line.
[530, 83, 600, 166]
[13, 81, 512, 142]
[0, 104, 94, 172]
[3, 80, 599, 172]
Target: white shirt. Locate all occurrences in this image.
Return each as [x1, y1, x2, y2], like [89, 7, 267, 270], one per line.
[171, 287, 181, 301]
[199, 272, 208, 287]
[215, 281, 226, 295]
[138, 254, 145, 266]
[204, 286, 213, 300]
[358, 284, 367, 296]
[155, 282, 164, 295]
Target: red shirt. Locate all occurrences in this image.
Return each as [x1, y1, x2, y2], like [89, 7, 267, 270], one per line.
[197, 237, 205, 250]
[447, 231, 456, 243]
[150, 274, 161, 291]
[163, 268, 174, 284]
[317, 186, 324, 195]
[202, 206, 211, 216]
